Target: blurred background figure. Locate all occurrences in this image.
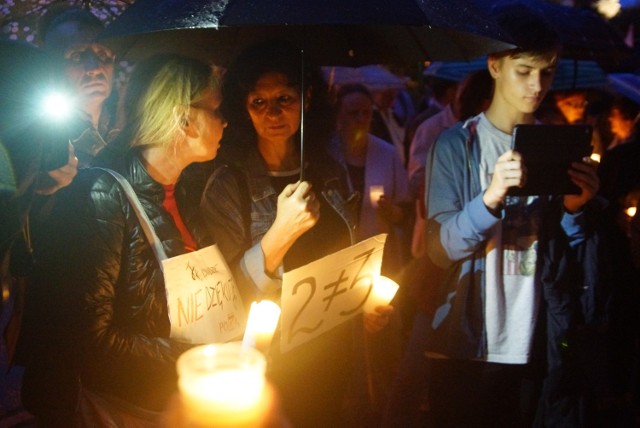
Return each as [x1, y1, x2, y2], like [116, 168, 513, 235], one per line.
[607, 95, 640, 150]
[554, 89, 589, 124]
[329, 83, 411, 277]
[0, 39, 78, 425]
[38, 5, 118, 167]
[327, 82, 410, 425]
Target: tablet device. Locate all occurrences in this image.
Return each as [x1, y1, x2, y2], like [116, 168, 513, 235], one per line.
[508, 124, 593, 196]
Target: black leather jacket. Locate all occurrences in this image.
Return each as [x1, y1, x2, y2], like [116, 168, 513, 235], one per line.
[20, 150, 210, 413]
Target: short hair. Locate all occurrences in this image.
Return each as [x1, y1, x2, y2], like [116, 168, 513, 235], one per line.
[335, 83, 373, 110]
[38, 6, 103, 48]
[220, 39, 334, 160]
[492, 4, 561, 58]
[112, 55, 218, 152]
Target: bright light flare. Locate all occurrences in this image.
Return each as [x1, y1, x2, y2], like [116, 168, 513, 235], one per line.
[590, 153, 601, 163]
[41, 91, 73, 121]
[625, 206, 637, 218]
[596, 0, 621, 18]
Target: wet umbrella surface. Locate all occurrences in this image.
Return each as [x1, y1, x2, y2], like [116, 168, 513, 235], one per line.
[98, 0, 516, 66]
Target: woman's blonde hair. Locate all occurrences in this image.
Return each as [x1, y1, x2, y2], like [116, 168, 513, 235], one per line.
[120, 54, 218, 151]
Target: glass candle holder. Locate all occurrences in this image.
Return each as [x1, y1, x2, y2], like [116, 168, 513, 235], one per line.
[362, 275, 399, 314]
[177, 342, 267, 427]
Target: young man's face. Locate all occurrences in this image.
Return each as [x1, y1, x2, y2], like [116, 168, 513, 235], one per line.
[489, 52, 557, 115]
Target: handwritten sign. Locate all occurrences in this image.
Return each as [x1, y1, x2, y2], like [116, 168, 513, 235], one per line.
[163, 244, 246, 344]
[280, 234, 387, 353]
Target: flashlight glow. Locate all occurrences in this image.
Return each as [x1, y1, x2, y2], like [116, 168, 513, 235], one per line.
[41, 92, 73, 121]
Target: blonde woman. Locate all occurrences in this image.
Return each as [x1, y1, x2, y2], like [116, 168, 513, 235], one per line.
[19, 54, 226, 427]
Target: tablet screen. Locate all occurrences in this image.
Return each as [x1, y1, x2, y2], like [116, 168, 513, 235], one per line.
[508, 124, 593, 196]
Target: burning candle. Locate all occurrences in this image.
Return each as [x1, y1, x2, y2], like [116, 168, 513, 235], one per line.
[626, 206, 637, 218]
[590, 153, 601, 163]
[369, 185, 384, 205]
[362, 275, 399, 314]
[177, 342, 267, 427]
[242, 300, 281, 354]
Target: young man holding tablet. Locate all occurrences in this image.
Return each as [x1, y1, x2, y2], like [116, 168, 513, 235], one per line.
[422, 5, 600, 427]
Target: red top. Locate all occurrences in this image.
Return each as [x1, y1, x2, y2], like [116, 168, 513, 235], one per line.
[162, 184, 198, 252]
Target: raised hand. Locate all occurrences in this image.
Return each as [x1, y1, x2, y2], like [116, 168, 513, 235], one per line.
[261, 180, 320, 275]
[483, 150, 526, 211]
[563, 156, 599, 213]
[36, 142, 78, 195]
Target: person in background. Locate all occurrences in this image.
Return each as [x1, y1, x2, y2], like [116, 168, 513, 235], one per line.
[200, 40, 392, 428]
[607, 95, 640, 151]
[329, 83, 411, 277]
[0, 40, 78, 423]
[553, 89, 589, 124]
[381, 69, 493, 428]
[422, 5, 600, 427]
[370, 86, 409, 166]
[403, 76, 459, 157]
[39, 6, 118, 167]
[327, 83, 410, 424]
[17, 54, 225, 426]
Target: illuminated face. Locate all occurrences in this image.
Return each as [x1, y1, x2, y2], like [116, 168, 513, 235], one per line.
[490, 53, 557, 115]
[46, 21, 114, 108]
[555, 93, 587, 124]
[337, 91, 373, 145]
[608, 107, 634, 140]
[189, 87, 226, 162]
[246, 72, 301, 147]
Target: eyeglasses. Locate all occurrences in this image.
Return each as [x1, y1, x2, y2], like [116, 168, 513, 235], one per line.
[64, 44, 116, 65]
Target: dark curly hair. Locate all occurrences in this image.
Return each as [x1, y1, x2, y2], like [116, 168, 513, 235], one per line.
[219, 39, 334, 163]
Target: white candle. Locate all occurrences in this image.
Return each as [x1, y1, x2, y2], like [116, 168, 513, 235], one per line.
[177, 343, 267, 427]
[242, 300, 281, 353]
[369, 185, 384, 205]
[362, 275, 399, 314]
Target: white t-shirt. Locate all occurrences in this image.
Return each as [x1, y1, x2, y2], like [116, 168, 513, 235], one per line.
[476, 113, 542, 364]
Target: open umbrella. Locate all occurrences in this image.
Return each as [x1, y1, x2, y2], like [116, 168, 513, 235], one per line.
[98, 0, 516, 66]
[424, 57, 608, 91]
[0, 0, 131, 44]
[608, 73, 640, 105]
[473, 0, 636, 72]
[322, 65, 408, 92]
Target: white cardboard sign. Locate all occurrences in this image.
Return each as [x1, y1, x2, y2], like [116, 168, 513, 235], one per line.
[163, 244, 246, 344]
[280, 234, 387, 352]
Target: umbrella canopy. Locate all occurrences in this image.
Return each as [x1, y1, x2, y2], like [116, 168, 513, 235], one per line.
[424, 57, 607, 91]
[473, 0, 635, 72]
[0, 0, 131, 44]
[322, 65, 408, 92]
[98, 0, 516, 66]
[608, 73, 640, 105]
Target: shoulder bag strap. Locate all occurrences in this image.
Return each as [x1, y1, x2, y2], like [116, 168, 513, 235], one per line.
[94, 168, 168, 267]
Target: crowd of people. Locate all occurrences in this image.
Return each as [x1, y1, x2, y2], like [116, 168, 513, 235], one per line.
[1, 3, 640, 428]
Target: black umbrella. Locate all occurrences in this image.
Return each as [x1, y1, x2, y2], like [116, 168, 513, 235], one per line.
[473, 0, 636, 72]
[98, 0, 516, 66]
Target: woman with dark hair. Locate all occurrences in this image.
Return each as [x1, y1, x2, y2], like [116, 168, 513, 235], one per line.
[18, 54, 226, 427]
[201, 40, 391, 427]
